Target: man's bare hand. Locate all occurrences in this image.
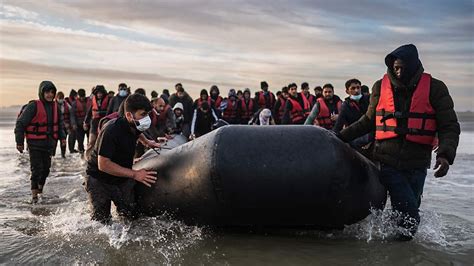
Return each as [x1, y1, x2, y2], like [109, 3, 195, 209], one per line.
[133, 169, 157, 187]
[17, 144, 24, 153]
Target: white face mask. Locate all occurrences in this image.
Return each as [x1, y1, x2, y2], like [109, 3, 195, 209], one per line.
[119, 89, 128, 97]
[350, 94, 362, 101]
[57, 99, 64, 104]
[134, 115, 151, 132]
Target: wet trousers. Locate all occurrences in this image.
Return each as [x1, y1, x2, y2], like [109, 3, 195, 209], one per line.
[29, 149, 52, 190]
[380, 164, 427, 235]
[85, 175, 137, 224]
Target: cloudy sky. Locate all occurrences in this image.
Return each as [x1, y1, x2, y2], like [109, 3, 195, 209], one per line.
[0, 0, 472, 110]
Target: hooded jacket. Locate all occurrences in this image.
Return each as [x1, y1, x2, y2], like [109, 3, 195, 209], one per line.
[340, 44, 460, 169]
[168, 91, 194, 123]
[15, 81, 66, 153]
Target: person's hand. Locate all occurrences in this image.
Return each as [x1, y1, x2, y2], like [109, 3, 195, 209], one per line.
[132, 169, 157, 187]
[330, 114, 339, 121]
[146, 139, 161, 149]
[61, 139, 66, 146]
[83, 123, 89, 131]
[189, 134, 196, 141]
[434, 157, 449, 178]
[16, 144, 24, 153]
[165, 134, 173, 140]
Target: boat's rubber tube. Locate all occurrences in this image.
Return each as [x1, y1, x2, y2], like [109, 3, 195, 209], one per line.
[133, 125, 386, 228]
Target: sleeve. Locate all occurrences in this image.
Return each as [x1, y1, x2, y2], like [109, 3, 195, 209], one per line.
[106, 97, 115, 115]
[430, 79, 460, 164]
[333, 103, 347, 132]
[166, 108, 175, 133]
[70, 102, 77, 126]
[304, 101, 319, 125]
[96, 126, 117, 159]
[14, 102, 36, 145]
[84, 102, 92, 125]
[57, 104, 66, 140]
[190, 109, 197, 135]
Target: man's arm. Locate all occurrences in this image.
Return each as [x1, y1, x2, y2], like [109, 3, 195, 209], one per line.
[98, 156, 157, 187]
[14, 102, 36, 152]
[281, 101, 291, 124]
[333, 103, 347, 133]
[304, 102, 319, 125]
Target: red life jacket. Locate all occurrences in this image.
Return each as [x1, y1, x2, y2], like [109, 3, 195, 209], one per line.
[287, 97, 305, 124]
[25, 100, 59, 140]
[197, 98, 212, 109]
[223, 99, 238, 119]
[375, 73, 436, 145]
[61, 101, 71, 124]
[277, 97, 286, 120]
[92, 95, 109, 119]
[213, 96, 223, 109]
[316, 97, 341, 129]
[300, 92, 312, 117]
[240, 99, 255, 120]
[75, 98, 86, 120]
[257, 91, 275, 109]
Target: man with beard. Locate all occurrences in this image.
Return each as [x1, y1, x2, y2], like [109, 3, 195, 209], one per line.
[304, 83, 342, 129]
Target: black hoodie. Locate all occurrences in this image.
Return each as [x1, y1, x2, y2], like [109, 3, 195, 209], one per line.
[15, 81, 66, 153]
[384, 44, 422, 85]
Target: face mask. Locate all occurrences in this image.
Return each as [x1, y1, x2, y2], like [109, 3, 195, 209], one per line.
[119, 89, 128, 97]
[134, 115, 151, 132]
[57, 99, 64, 104]
[350, 94, 363, 101]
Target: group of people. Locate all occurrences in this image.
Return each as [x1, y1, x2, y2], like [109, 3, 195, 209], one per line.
[14, 44, 460, 241]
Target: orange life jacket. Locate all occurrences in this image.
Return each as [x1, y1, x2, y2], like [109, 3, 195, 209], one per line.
[375, 73, 436, 145]
[257, 91, 275, 109]
[287, 97, 305, 124]
[316, 97, 341, 129]
[213, 96, 223, 109]
[25, 100, 59, 140]
[92, 95, 109, 119]
[152, 104, 171, 127]
[300, 92, 312, 117]
[61, 101, 71, 124]
[197, 98, 212, 109]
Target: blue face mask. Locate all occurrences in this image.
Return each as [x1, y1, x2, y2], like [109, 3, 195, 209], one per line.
[119, 89, 128, 97]
[350, 94, 362, 101]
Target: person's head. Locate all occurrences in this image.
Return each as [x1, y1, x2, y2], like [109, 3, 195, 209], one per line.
[301, 82, 309, 94]
[261, 81, 269, 91]
[200, 101, 210, 113]
[134, 88, 146, 96]
[151, 90, 158, 99]
[237, 90, 243, 100]
[94, 85, 106, 99]
[322, 84, 334, 100]
[118, 83, 129, 97]
[69, 89, 77, 100]
[243, 88, 251, 100]
[228, 89, 237, 100]
[361, 85, 370, 96]
[281, 86, 289, 99]
[345, 78, 361, 96]
[288, 83, 298, 97]
[152, 97, 166, 113]
[175, 83, 183, 91]
[108, 91, 115, 98]
[176, 86, 185, 98]
[259, 108, 272, 125]
[56, 91, 65, 104]
[276, 91, 281, 98]
[314, 86, 323, 98]
[385, 44, 421, 83]
[78, 89, 86, 100]
[173, 102, 184, 117]
[200, 89, 208, 100]
[39, 81, 57, 102]
[124, 93, 152, 132]
[162, 89, 170, 97]
[210, 85, 220, 97]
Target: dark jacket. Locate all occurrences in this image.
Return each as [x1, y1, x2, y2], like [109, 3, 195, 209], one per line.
[168, 92, 194, 123]
[15, 81, 66, 153]
[333, 95, 370, 133]
[340, 45, 460, 169]
[106, 95, 127, 115]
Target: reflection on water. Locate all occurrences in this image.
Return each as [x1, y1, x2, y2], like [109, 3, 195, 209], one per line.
[0, 122, 473, 264]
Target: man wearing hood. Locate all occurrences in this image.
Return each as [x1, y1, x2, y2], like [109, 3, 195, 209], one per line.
[84, 85, 110, 160]
[339, 44, 460, 240]
[210, 85, 223, 116]
[168, 83, 194, 137]
[15, 81, 66, 203]
[106, 83, 130, 115]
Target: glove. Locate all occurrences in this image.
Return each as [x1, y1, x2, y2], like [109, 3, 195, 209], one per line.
[433, 157, 449, 178]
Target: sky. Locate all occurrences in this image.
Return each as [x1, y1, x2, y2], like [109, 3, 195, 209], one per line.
[0, 0, 473, 110]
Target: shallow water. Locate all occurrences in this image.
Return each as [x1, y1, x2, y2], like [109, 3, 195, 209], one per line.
[0, 120, 473, 265]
